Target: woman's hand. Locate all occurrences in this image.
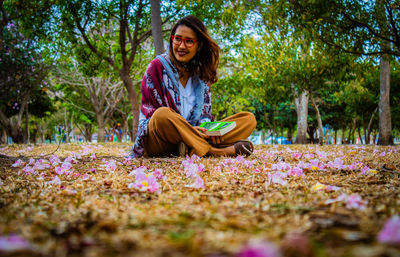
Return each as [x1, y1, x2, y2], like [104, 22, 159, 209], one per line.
[194, 126, 208, 139]
[194, 126, 224, 145]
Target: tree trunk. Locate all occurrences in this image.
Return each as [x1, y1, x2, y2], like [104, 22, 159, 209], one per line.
[272, 106, 276, 144]
[309, 93, 324, 145]
[119, 68, 139, 142]
[38, 119, 45, 143]
[122, 119, 128, 142]
[367, 107, 378, 144]
[377, 54, 393, 145]
[363, 120, 368, 144]
[151, 0, 165, 56]
[24, 104, 30, 144]
[358, 125, 363, 144]
[97, 114, 106, 143]
[294, 91, 308, 144]
[0, 96, 27, 144]
[376, 0, 393, 145]
[1, 129, 6, 144]
[10, 122, 24, 144]
[85, 124, 92, 142]
[351, 118, 357, 144]
[341, 127, 346, 144]
[287, 126, 293, 143]
[334, 129, 337, 144]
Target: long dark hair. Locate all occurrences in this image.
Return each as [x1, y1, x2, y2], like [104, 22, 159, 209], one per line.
[169, 15, 220, 84]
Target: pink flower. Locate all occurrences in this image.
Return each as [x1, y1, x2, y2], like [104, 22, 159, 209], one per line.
[103, 160, 117, 172]
[129, 166, 147, 176]
[64, 156, 75, 164]
[236, 155, 245, 164]
[297, 161, 307, 169]
[326, 185, 341, 191]
[304, 153, 314, 159]
[224, 158, 234, 166]
[360, 166, 370, 175]
[308, 159, 325, 171]
[189, 154, 200, 162]
[82, 146, 92, 155]
[271, 162, 291, 171]
[325, 193, 367, 210]
[153, 168, 165, 180]
[48, 176, 61, 186]
[316, 150, 327, 159]
[327, 158, 345, 169]
[28, 158, 35, 165]
[0, 234, 31, 251]
[267, 172, 287, 186]
[346, 194, 368, 210]
[11, 159, 25, 167]
[56, 161, 72, 175]
[237, 240, 281, 257]
[292, 152, 302, 159]
[193, 175, 205, 189]
[287, 167, 303, 176]
[90, 153, 96, 160]
[129, 172, 160, 193]
[22, 166, 34, 175]
[378, 215, 400, 244]
[49, 155, 61, 166]
[197, 163, 205, 172]
[230, 166, 240, 174]
[33, 159, 50, 170]
[182, 163, 196, 177]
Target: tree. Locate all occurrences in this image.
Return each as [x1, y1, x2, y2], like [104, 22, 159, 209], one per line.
[0, 18, 53, 143]
[53, 65, 125, 142]
[50, 0, 180, 141]
[290, 0, 398, 144]
[151, 0, 165, 55]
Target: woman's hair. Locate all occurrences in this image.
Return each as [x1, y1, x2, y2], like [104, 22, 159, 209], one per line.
[168, 15, 220, 84]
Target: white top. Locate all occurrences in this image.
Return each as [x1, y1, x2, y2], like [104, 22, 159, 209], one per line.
[179, 77, 196, 120]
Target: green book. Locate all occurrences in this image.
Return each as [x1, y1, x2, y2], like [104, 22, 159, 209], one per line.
[199, 121, 236, 136]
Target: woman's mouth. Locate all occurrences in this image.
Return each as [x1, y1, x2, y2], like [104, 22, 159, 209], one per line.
[177, 51, 188, 57]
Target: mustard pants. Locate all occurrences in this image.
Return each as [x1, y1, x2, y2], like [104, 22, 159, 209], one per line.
[144, 107, 257, 157]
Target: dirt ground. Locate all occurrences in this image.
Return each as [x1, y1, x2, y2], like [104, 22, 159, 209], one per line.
[0, 143, 399, 257]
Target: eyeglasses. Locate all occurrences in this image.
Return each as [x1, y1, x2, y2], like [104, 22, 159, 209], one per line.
[171, 35, 198, 48]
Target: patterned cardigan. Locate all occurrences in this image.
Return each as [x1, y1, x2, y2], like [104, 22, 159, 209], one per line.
[131, 54, 213, 157]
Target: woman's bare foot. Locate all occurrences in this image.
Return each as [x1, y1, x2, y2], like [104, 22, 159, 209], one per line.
[208, 146, 235, 156]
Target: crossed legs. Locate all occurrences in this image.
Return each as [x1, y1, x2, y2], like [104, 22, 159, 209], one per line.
[144, 107, 256, 157]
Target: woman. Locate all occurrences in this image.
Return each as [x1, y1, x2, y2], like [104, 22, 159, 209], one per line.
[131, 15, 256, 158]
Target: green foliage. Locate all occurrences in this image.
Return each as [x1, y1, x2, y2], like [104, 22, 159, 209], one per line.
[391, 62, 400, 132]
[289, 0, 400, 56]
[2, 0, 398, 143]
[212, 74, 255, 120]
[0, 21, 54, 118]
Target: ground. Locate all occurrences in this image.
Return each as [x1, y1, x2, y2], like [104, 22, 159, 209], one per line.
[0, 143, 399, 257]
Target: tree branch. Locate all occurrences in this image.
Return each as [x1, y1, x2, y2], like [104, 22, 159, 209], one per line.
[386, 0, 400, 49]
[71, 6, 115, 67]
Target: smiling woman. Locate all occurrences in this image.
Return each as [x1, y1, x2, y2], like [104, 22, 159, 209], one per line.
[131, 15, 256, 158]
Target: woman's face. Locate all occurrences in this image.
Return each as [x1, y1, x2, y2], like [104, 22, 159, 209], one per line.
[172, 25, 199, 63]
